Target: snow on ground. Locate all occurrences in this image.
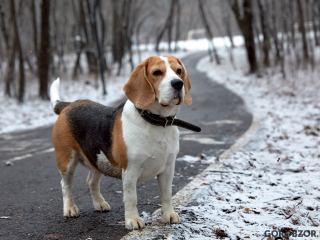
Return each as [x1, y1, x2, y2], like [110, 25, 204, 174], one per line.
[0, 50, 193, 134]
[146, 48, 320, 239]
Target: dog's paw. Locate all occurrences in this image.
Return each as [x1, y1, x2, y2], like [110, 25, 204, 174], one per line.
[64, 206, 80, 217]
[162, 211, 180, 224]
[125, 218, 144, 230]
[94, 201, 110, 212]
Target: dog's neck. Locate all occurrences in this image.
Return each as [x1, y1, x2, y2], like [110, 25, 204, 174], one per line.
[148, 100, 180, 117]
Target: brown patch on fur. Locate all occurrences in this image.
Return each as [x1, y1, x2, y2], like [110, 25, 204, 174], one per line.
[52, 110, 80, 173]
[123, 56, 166, 109]
[111, 113, 128, 170]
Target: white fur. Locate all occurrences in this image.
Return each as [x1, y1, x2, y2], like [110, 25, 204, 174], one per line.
[60, 150, 110, 217]
[60, 150, 80, 217]
[121, 100, 180, 229]
[86, 169, 110, 211]
[50, 78, 60, 109]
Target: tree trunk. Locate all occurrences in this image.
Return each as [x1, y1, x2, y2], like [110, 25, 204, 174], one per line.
[84, 0, 99, 74]
[296, 0, 309, 60]
[311, 0, 319, 46]
[198, 0, 220, 64]
[229, 0, 258, 73]
[174, 0, 180, 51]
[270, 0, 281, 64]
[93, 0, 106, 95]
[155, 0, 176, 52]
[289, 0, 296, 48]
[220, 1, 235, 48]
[11, 0, 25, 103]
[5, 38, 17, 97]
[257, 0, 270, 67]
[122, 0, 133, 72]
[112, 0, 122, 64]
[97, 0, 108, 71]
[38, 0, 50, 100]
[167, 0, 175, 52]
[0, 4, 10, 55]
[30, 0, 38, 57]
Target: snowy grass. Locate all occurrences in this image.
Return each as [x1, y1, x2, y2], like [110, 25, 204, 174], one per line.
[151, 48, 320, 239]
[0, 50, 194, 134]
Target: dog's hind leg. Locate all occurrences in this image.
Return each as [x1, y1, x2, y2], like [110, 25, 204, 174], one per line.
[86, 169, 110, 211]
[60, 150, 80, 217]
[53, 111, 81, 217]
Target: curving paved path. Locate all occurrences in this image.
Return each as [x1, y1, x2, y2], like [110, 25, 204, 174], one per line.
[0, 52, 252, 240]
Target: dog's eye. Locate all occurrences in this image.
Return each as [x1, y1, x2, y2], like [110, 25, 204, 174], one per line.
[153, 70, 162, 76]
[177, 69, 182, 75]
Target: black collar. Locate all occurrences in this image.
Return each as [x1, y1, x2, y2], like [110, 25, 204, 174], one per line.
[134, 106, 201, 132]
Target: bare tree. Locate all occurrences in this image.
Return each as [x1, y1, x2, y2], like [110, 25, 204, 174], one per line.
[11, 0, 25, 103]
[38, 0, 50, 100]
[228, 0, 258, 73]
[174, 0, 181, 52]
[289, 0, 296, 48]
[270, 0, 281, 64]
[93, 0, 106, 95]
[0, 3, 10, 55]
[198, 0, 220, 64]
[296, 0, 309, 61]
[155, 0, 176, 52]
[311, 0, 319, 46]
[5, 39, 16, 97]
[220, 1, 234, 48]
[30, 0, 38, 58]
[257, 0, 270, 67]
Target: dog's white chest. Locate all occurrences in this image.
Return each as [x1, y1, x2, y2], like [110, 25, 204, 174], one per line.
[122, 103, 180, 182]
[137, 131, 178, 182]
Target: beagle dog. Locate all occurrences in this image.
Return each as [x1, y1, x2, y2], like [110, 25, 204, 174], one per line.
[50, 55, 193, 230]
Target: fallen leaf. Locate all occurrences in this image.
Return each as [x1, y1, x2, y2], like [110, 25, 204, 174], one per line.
[244, 208, 250, 213]
[202, 183, 210, 185]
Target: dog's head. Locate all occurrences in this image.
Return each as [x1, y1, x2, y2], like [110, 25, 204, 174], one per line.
[123, 56, 192, 110]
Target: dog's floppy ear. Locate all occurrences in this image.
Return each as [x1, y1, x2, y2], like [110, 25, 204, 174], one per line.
[183, 73, 192, 105]
[123, 59, 155, 110]
[176, 58, 192, 105]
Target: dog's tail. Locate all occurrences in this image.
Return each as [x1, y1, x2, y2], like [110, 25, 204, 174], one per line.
[50, 78, 70, 115]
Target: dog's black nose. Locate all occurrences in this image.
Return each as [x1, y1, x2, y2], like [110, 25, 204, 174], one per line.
[171, 79, 183, 90]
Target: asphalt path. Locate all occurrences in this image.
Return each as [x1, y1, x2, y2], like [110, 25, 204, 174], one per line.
[0, 52, 252, 240]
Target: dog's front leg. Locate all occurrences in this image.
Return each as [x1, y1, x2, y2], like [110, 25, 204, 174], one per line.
[157, 162, 180, 224]
[122, 171, 144, 230]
